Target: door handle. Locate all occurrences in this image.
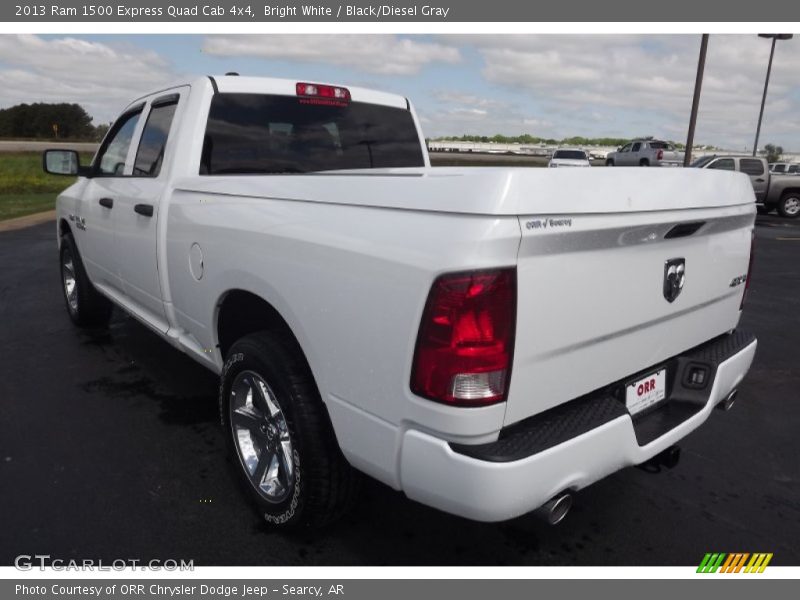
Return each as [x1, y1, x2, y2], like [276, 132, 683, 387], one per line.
[755, 178, 765, 182]
[134, 204, 154, 217]
[99, 197, 114, 209]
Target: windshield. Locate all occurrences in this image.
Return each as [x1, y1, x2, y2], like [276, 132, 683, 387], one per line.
[690, 156, 716, 168]
[202, 93, 424, 174]
[553, 150, 587, 160]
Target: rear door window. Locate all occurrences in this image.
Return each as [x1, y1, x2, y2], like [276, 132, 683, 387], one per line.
[740, 159, 765, 176]
[202, 93, 424, 174]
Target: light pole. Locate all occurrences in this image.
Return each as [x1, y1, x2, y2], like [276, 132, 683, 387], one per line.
[753, 34, 793, 157]
[684, 34, 709, 167]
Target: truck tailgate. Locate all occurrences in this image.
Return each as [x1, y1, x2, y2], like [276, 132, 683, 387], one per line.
[507, 204, 754, 426]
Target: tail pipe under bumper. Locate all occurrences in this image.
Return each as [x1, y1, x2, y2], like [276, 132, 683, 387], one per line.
[717, 389, 738, 411]
[533, 492, 573, 525]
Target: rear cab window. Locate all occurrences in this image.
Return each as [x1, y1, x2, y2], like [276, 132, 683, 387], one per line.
[649, 141, 674, 150]
[201, 93, 424, 175]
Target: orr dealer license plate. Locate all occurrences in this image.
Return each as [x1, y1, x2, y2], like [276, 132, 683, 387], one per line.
[625, 368, 666, 415]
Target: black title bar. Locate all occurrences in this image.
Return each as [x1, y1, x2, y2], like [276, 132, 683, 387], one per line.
[6, 0, 800, 22]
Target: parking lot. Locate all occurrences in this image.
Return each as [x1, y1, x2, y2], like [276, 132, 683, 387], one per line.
[0, 214, 798, 566]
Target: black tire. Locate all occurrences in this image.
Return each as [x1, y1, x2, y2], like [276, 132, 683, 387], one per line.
[59, 233, 113, 328]
[605, 159, 615, 166]
[219, 332, 360, 529]
[639, 158, 650, 167]
[777, 192, 800, 219]
[756, 205, 772, 215]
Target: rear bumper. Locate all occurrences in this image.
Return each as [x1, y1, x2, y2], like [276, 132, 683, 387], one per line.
[398, 331, 757, 522]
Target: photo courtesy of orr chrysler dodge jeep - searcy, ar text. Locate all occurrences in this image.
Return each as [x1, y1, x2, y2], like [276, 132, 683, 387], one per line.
[44, 76, 758, 528]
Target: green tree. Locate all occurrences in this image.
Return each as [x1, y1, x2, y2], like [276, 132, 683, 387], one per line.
[763, 143, 783, 163]
[0, 103, 95, 139]
[94, 123, 111, 142]
[428, 134, 696, 148]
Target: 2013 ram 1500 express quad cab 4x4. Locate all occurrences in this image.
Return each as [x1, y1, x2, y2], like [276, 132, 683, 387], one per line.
[45, 76, 757, 528]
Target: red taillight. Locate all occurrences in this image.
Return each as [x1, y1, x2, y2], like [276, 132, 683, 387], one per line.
[741, 229, 755, 310]
[657, 149, 664, 160]
[410, 268, 517, 406]
[296, 82, 350, 106]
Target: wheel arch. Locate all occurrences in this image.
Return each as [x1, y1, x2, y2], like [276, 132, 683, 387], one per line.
[779, 187, 800, 199]
[58, 218, 72, 244]
[215, 289, 312, 375]
[214, 288, 346, 462]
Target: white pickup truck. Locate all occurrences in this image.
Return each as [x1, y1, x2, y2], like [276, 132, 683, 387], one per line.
[45, 76, 758, 529]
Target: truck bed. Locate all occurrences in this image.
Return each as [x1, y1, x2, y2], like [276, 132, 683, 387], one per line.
[173, 167, 755, 427]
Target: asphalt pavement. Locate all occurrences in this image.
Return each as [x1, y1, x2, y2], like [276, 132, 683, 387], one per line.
[0, 216, 798, 566]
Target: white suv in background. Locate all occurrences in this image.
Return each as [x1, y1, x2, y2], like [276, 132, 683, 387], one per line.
[548, 148, 591, 168]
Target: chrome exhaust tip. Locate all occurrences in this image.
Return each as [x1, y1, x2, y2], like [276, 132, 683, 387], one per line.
[718, 389, 738, 411]
[534, 492, 573, 526]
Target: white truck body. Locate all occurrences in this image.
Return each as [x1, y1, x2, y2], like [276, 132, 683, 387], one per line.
[51, 76, 757, 523]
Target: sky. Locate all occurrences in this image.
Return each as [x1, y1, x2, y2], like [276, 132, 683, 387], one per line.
[0, 33, 798, 150]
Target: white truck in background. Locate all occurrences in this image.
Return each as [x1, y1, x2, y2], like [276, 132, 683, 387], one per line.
[606, 139, 685, 167]
[45, 76, 757, 528]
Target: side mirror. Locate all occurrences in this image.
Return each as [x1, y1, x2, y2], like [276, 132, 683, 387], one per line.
[43, 149, 85, 176]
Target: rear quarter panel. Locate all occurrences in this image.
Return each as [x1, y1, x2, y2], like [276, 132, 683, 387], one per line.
[163, 187, 520, 483]
[766, 174, 800, 203]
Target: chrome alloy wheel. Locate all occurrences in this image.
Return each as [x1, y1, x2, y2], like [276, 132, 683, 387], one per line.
[229, 370, 294, 504]
[61, 249, 78, 313]
[784, 196, 800, 216]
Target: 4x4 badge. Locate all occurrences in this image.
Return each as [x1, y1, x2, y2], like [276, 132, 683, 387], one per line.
[663, 258, 686, 303]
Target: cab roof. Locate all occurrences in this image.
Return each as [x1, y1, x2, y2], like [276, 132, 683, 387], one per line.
[130, 75, 408, 111]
